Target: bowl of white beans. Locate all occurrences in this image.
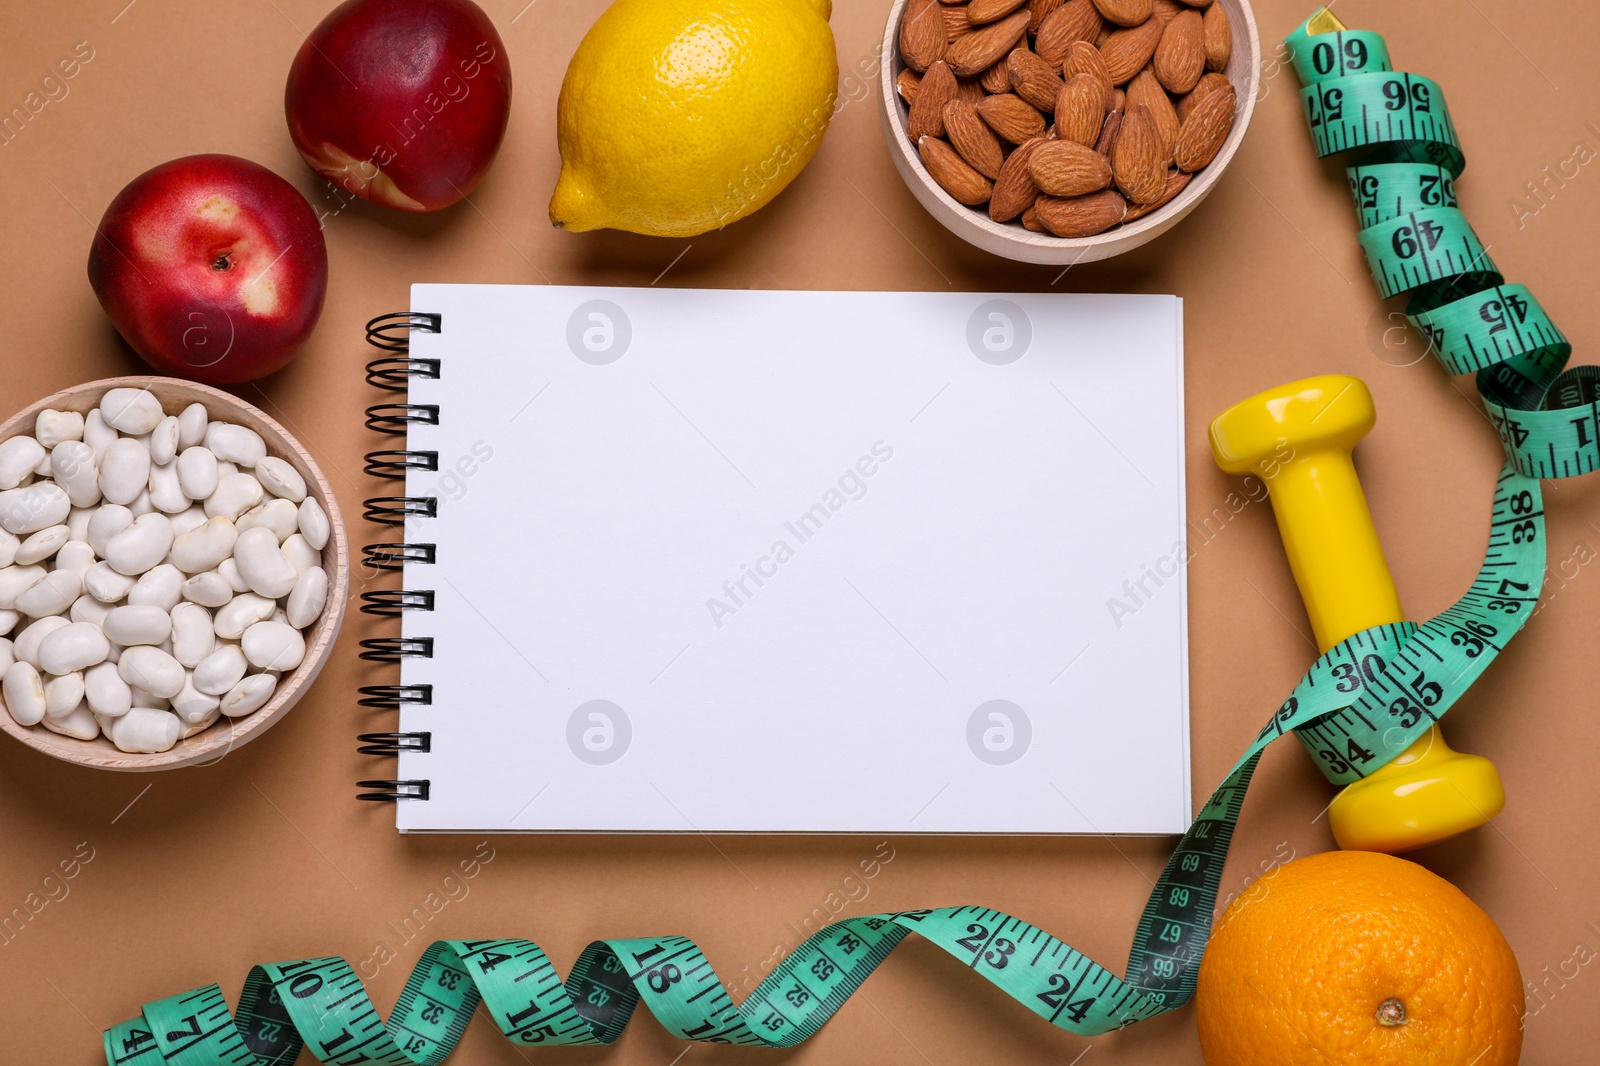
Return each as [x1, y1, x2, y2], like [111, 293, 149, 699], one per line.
[0, 377, 347, 770]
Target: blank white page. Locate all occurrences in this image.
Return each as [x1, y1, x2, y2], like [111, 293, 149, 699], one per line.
[392, 284, 1188, 834]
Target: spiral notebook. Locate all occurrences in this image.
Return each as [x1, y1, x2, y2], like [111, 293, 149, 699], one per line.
[359, 284, 1190, 834]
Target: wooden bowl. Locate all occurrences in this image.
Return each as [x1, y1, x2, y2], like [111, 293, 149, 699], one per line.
[0, 377, 348, 770]
[877, 0, 1261, 264]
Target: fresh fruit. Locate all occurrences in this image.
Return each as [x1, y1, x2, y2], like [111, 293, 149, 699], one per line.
[285, 0, 512, 212]
[1196, 851, 1523, 1066]
[87, 155, 328, 385]
[549, 0, 838, 238]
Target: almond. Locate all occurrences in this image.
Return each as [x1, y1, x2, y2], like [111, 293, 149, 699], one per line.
[1123, 168, 1191, 220]
[945, 4, 975, 39]
[908, 60, 958, 141]
[979, 58, 1015, 93]
[976, 92, 1047, 143]
[955, 78, 988, 104]
[1091, 0, 1151, 28]
[1202, 2, 1230, 72]
[945, 10, 1030, 76]
[1153, 9, 1204, 93]
[1034, 189, 1127, 236]
[1094, 107, 1122, 156]
[1177, 71, 1230, 121]
[1028, 0, 1065, 33]
[1099, 19, 1164, 84]
[969, 0, 1028, 24]
[1035, 0, 1103, 66]
[1028, 139, 1113, 197]
[897, 68, 922, 105]
[1126, 70, 1178, 160]
[1177, 0, 1212, 6]
[1150, 0, 1183, 23]
[1062, 41, 1115, 110]
[1172, 78, 1234, 170]
[1008, 47, 1064, 111]
[1108, 87, 1127, 112]
[1054, 74, 1105, 146]
[1112, 102, 1166, 203]
[944, 99, 1006, 178]
[919, 135, 994, 205]
[1020, 201, 1047, 231]
[990, 137, 1047, 221]
[900, 0, 948, 73]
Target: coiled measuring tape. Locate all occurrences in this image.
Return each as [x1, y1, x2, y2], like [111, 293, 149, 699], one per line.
[104, 10, 1591, 1062]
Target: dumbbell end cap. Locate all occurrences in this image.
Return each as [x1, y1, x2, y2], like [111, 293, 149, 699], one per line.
[1209, 374, 1376, 476]
[1329, 750, 1506, 854]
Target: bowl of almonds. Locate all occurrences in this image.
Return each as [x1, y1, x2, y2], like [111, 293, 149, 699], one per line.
[880, 0, 1260, 263]
[0, 377, 348, 771]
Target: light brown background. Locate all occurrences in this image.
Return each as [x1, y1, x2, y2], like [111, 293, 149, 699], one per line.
[3, 0, 1598, 1062]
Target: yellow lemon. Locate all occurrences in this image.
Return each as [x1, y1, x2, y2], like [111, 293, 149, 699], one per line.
[550, 0, 838, 237]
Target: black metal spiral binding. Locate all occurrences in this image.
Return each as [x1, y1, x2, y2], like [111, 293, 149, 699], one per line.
[360, 311, 442, 802]
[356, 780, 431, 802]
[357, 733, 433, 755]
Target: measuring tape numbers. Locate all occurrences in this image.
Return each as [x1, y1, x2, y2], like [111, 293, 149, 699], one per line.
[102, 10, 1589, 1063]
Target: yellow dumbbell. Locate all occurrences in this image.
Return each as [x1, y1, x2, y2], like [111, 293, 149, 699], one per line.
[1209, 374, 1505, 853]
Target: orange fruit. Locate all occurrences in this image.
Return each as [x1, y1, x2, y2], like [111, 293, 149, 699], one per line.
[1195, 851, 1523, 1065]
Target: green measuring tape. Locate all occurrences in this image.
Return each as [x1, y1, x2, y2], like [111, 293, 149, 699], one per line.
[105, 11, 1594, 1062]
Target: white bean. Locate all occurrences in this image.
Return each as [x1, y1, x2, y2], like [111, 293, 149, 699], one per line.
[100, 388, 164, 435]
[104, 513, 174, 576]
[171, 603, 214, 667]
[37, 621, 110, 674]
[0, 530, 16, 568]
[217, 557, 249, 593]
[169, 505, 207, 537]
[242, 621, 305, 671]
[15, 524, 70, 565]
[0, 437, 45, 490]
[44, 671, 84, 718]
[0, 609, 16, 636]
[35, 410, 85, 449]
[84, 409, 116, 464]
[205, 473, 264, 521]
[50, 441, 100, 508]
[298, 497, 330, 551]
[149, 462, 188, 514]
[172, 672, 221, 723]
[0, 638, 11, 672]
[205, 422, 267, 467]
[53, 540, 96, 576]
[214, 592, 274, 639]
[127, 564, 184, 612]
[65, 507, 93, 543]
[84, 562, 136, 604]
[0, 482, 71, 534]
[127, 489, 154, 517]
[215, 460, 239, 480]
[131, 687, 169, 710]
[2, 661, 46, 725]
[150, 416, 181, 465]
[168, 516, 238, 574]
[255, 456, 307, 502]
[221, 673, 276, 717]
[118, 645, 185, 698]
[179, 704, 220, 737]
[108, 707, 180, 752]
[286, 567, 328, 629]
[85, 661, 131, 717]
[13, 616, 69, 667]
[16, 570, 80, 617]
[176, 446, 219, 501]
[0, 565, 47, 610]
[193, 644, 248, 695]
[41, 702, 98, 740]
[177, 403, 209, 448]
[181, 571, 233, 609]
[99, 438, 152, 506]
[87, 504, 133, 556]
[69, 595, 113, 628]
[236, 498, 298, 543]
[32, 449, 52, 476]
[234, 527, 298, 598]
[104, 605, 173, 646]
